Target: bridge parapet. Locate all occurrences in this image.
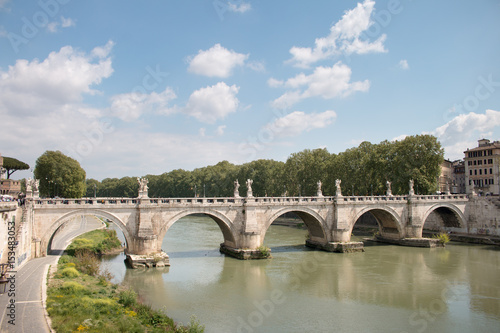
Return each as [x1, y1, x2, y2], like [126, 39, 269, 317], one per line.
[409, 194, 469, 202]
[339, 195, 408, 203]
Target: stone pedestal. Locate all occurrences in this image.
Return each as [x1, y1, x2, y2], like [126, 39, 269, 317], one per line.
[219, 243, 271, 260]
[126, 251, 170, 268]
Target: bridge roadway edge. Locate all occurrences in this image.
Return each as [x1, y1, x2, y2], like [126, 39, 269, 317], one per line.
[27, 194, 471, 268]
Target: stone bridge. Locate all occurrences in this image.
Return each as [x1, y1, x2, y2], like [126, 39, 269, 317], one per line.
[26, 192, 470, 267]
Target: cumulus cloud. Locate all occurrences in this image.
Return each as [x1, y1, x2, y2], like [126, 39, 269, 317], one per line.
[183, 82, 240, 123]
[264, 110, 337, 138]
[0, 42, 113, 116]
[288, 0, 386, 68]
[398, 59, 409, 70]
[109, 88, 177, 122]
[271, 62, 370, 109]
[428, 110, 500, 158]
[188, 44, 249, 78]
[0, 42, 115, 171]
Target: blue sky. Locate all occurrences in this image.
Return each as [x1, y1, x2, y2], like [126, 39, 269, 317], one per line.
[1, 0, 500, 181]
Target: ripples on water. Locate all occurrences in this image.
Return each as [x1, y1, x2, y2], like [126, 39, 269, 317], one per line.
[103, 216, 500, 333]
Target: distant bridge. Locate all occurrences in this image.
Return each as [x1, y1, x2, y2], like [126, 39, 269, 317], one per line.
[26, 192, 469, 266]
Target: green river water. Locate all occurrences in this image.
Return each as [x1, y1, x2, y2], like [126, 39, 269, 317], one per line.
[102, 216, 500, 333]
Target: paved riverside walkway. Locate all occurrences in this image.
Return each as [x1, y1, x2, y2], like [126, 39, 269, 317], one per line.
[0, 216, 104, 333]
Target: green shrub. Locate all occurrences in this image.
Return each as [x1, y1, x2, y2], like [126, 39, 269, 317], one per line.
[61, 281, 87, 295]
[59, 267, 80, 278]
[118, 289, 137, 307]
[75, 249, 100, 276]
[58, 255, 76, 265]
[433, 232, 450, 245]
[256, 246, 271, 258]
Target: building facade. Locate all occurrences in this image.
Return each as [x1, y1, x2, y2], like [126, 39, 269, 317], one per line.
[439, 159, 453, 193]
[451, 160, 466, 194]
[464, 139, 500, 195]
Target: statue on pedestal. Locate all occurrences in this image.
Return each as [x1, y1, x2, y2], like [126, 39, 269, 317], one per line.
[234, 180, 240, 198]
[335, 179, 342, 197]
[246, 179, 253, 197]
[137, 177, 149, 198]
[316, 180, 323, 197]
[386, 180, 392, 196]
[409, 179, 414, 196]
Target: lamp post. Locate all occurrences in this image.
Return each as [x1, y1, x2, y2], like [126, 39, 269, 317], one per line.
[299, 184, 301, 197]
[94, 184, 96, 198]
[204, 184, 206, 197]
[371, 184, 373, 197]
[194, 185, 197, 198]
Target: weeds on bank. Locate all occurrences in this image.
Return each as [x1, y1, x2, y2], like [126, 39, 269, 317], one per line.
[433, 232, 451, 245]
[47, 229, 204, 332]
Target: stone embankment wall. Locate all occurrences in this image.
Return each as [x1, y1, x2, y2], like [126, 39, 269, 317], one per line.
[0, 202, 32, 269]
[466, 196, 500, 236]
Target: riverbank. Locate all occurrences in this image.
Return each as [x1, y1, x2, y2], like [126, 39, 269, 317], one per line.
[46, 228, 205, 332]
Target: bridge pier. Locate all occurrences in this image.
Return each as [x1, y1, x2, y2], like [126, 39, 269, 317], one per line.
[126, 235, 170, 268]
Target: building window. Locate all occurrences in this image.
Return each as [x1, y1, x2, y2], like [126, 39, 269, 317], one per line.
[479, 169, 482, 175]
[474, 160, 477, 165]
[478, 160, 482, 165]
[475, 169, 477, 175]
[491, 168, 493, 174]
[470, 170, 473, 175]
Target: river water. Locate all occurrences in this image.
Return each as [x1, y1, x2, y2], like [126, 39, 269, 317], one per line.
[102, 216, 500, 333]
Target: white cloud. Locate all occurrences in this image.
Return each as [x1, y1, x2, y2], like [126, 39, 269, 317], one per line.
[247, 60, 265, 72]
[46, 16, 76, 33]
[61, 16, 76, 28]
[228, 2, 251, 13]
[392, 134, 408, 142]
[109, 87, 177, 122]
[264, 110, 337, 138]
[0, 42, 113, 117]
[188, 44, 249, 78]
[216, 125, 226, 136]
[183, 82, 240, 123]
[398, 59, 409, 70]
[288, 0, 387, 68]
[268, 78, 284, 88]
[0, 42, 115, 174]
[271, 62, 370, 109]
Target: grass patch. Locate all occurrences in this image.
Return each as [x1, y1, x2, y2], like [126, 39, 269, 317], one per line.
[66, 229, 122, 256]
[47, 228, 204, 332]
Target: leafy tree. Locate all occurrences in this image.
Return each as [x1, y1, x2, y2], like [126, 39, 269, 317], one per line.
[85, 179, 100, 197]
[34, 151, 86, 198]
[2, 156, 29, 179]
[284, 149, 330, 196]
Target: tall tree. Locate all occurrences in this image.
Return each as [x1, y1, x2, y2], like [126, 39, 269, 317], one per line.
[2, 156, 29, 179]
[34, 151, 86, 198]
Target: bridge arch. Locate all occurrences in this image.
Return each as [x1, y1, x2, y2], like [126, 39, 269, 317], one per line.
[43, 209, 133, 255]
[351, 206, 403, 239]
[422, 203, 465, 230]
[158, 209, 237, 248]
[264, 207, 327, 243]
